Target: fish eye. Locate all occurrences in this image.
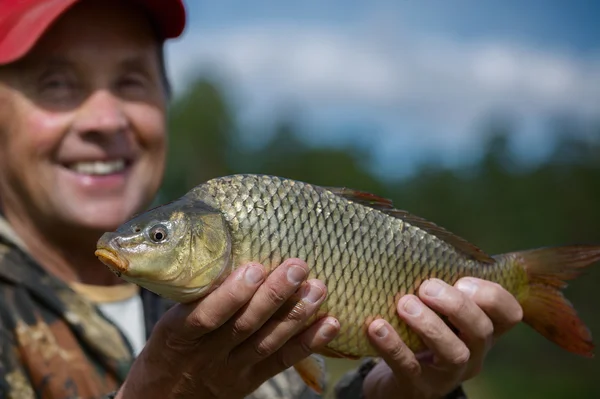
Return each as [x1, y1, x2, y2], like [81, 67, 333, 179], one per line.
[149, 224, 168, 243]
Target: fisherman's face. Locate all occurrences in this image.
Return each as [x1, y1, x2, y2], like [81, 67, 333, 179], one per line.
[0, 1, 168, 233]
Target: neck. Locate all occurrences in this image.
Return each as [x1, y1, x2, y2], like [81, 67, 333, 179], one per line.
[2, 208, 124, 286]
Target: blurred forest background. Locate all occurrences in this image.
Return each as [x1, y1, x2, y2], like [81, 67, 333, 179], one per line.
[158, 75, 599, 399]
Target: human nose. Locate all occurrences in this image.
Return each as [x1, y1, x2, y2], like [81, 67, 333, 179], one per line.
[72, 90, 128, 135]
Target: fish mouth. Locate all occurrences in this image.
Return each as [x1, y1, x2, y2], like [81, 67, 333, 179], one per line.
[95, 248, 129, 277]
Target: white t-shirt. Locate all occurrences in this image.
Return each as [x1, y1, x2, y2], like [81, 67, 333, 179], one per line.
[98, 295, 146, 356]
[69, 281, 147, 356]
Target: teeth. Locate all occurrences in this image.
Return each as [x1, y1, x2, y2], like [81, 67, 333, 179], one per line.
[69, 159, 126, 175]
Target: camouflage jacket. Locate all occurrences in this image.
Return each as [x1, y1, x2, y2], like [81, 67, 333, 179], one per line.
[0, 216, 466, 399]
[0, 216, 333, 399]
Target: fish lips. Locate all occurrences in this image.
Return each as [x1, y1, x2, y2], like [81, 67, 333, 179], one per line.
[95, 248, 128, 277]
[95, 233, 129, 277]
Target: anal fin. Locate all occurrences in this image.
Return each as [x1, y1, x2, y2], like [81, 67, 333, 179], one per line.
[293, 355, 326, 394]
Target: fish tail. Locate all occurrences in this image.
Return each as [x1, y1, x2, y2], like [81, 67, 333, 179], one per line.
[511, 244, 600, 358]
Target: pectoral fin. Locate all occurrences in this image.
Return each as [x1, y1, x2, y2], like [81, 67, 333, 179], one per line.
[293, 355, 326, 394]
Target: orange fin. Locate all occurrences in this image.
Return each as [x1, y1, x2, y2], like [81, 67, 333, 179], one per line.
[515, 245, 600, 357]
[327, 186, 494, 264]
[293, 355, 326, 394]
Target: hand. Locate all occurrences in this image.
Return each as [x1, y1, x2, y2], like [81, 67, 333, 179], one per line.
[362, 277, 523, 399]
[115, 258, 340, 399]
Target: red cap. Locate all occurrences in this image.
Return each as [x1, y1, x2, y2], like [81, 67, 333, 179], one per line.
[0, 0, 186, 65]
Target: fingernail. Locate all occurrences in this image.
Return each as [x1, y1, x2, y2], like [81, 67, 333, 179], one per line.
[403, 298, 422, 316]
[424, 279, 444, 297]
[301, 282, 324, 304]
[245, 265, 264, 285]
[456, 279, 478, 297]
[319, 319, 339, 339]
[373, 320, 388, 338]
[287, 264, 307, 285]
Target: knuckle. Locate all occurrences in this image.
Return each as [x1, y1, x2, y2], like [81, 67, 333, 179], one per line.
[421, 319, 444, 341]
[231, 318, 255, 339]
[190, 307, 221, 331]
[387, 342, 406, 361]
[450, 347, 470, 366]
[226, 286, 244, 305]
[385, 341, 421, 377]
[298, 336, 313, 355]
[449, 296, 468, 316]
[450, 288, 473, 313]
[265, 284, 288, 307]
[164, 332, 192, 353]
[471, 316, 494, 342]
[253, 338, 275, 359]
[405, 359, 422, 377]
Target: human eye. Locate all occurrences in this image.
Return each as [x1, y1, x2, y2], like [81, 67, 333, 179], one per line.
[37, 71, 78, 102]
[117, 73, 151, 98]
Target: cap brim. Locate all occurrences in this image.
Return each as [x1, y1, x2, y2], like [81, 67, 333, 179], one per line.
[0, 0, 80, 65]
[0, 0, 186, 65]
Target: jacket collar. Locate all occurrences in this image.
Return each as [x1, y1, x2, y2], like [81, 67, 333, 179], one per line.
[0, 213, 29, 254]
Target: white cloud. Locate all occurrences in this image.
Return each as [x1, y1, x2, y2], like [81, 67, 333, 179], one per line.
[164, 24, 600, 176]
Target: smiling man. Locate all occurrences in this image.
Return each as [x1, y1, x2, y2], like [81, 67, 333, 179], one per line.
[0, 1, 523, 398]
[0, 1, 338, 397]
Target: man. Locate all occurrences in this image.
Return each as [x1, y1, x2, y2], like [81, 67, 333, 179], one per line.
[0, 0, 523, 398]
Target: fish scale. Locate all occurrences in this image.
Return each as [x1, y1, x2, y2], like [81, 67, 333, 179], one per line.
[96, 174, 598, 393]
[190, 175, 494, 356]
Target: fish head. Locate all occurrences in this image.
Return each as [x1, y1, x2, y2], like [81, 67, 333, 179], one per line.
[95, 197, 232, 303]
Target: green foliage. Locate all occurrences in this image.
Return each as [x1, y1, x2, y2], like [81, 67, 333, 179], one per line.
[161, 76, 600, 398]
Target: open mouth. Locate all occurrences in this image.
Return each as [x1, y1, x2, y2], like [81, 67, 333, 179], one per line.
[63, 159, 133, 176]
[95, 248, 129, 277]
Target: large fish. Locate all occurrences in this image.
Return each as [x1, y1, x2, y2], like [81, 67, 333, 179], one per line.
[95, 174, 597, 393]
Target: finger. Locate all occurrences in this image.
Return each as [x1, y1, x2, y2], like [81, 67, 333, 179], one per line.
[206, 258, 310, 350]
[419, 278, 494, 360]
[366, 318, 422, 379]
[397, 294, 470, 370]
[250, 316, 340, 386]
[133, 265, 266, 397]
[455, 278, 523, 337]
[159, 263, 266, 343]
[229, 279, 327, 366]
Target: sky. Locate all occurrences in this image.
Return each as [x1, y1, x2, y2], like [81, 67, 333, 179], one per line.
[164, 0, 600, 179]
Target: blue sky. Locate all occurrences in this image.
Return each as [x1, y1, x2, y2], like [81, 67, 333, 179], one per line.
[164, 0, 600, 179]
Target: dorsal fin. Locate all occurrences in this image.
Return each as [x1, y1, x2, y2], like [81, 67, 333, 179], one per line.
[325, 187, 394, 209]
[326, 187, 495, 264]
[384, 209, 495, 263]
